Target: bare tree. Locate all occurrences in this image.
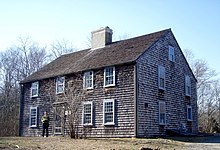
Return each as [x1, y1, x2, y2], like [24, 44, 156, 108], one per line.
[183, 49, 220, 133]
[50, 39, 77, 59]
[0, 37, 50, 136]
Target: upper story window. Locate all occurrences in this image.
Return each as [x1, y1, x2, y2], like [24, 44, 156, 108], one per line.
[56, 77, 65, 94]
[104, 66, 115, 87]
[82, 101, 93, 126]
[185, 75, 191, 96]
[187, 105, 192, 121]
[29, 107, 38, 127]
[103, 99, 115, 125]
[159, 101, 166, 125]
[31, 81, 39, 97]
[169, 45, 175, 62]
[83, 71, 93, 89]
[158, 65, 165, 90]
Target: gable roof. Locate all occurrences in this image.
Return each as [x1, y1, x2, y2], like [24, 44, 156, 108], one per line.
[20, 29, 170, 83]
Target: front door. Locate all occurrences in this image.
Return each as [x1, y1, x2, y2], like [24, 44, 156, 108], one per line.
[53, 106, 64, 135]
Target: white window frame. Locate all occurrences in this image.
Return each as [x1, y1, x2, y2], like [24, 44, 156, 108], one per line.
[185, 75, 191, 96]
[83, 71, 94, 89]
[187, 105, 193, 121]
[159, 101, 166, 125]
[29, 107, 38, 127]
[56, 76, 65, 94]
[103, 99, 115, 125]
[104, 66, 115, 87]
[169, 45, 175, 62]
[82, 101, 93, 126]
[158, 65, 165, 90]
[31, 81, 39, 97]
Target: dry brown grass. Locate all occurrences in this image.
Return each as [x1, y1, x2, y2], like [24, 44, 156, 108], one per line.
[0, 136, 219, 150]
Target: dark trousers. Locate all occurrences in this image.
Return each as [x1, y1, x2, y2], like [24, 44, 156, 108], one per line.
[42, 123, 49, 137]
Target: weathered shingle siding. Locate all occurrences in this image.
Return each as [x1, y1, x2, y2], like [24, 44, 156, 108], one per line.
[136, 31, 198, 137]
[20, 65, 135, 137]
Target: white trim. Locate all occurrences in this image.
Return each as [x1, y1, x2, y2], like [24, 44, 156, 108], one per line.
[159, 101, 166, 125]
[103, 99, 115, 125]
[29, 107, 38, 127]
[83, 71, 94, 89]
[82, 101, 93, 126]
[185, 75, 191, 96]
[56, 76, 65, 94]
[187, 105, 193, 121]
[31, 81, 39, 97]
[158, 65, 165, 90]
[104, 66, 115, 87]
[168, 45, 175, 62]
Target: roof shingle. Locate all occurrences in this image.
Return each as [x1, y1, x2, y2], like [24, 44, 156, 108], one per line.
[21, 29, 170, 83]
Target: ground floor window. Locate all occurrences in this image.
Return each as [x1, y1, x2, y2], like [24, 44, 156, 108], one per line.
[103, 99, 115, 125]
[159, 101, 166, 125]
[82, 101, 93, 125]
[29, 107, 38, 127]
[187, 105, 192, 121]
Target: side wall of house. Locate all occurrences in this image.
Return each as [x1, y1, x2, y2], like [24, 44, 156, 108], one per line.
[136, 31, 198, 137]
[20, 65, 135, 137]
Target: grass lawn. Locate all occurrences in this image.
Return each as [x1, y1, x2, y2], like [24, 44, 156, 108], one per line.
[0, 136, 219, 150]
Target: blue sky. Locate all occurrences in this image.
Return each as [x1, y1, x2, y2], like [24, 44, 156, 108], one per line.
[0, 0, 220, 76]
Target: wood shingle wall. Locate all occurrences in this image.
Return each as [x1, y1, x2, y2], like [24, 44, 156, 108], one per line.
[136, 31, 198, 137]
[20, 65, 135, 137]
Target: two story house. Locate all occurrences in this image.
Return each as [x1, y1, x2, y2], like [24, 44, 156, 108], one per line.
[19, 27, 198, 137]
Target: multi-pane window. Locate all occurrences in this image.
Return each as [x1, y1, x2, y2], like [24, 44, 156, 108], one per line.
[83, 71, 93, 89]
[82, 102, 93, 125]
[31, 81, 39, 97]
[187, 106, 192, 121]
[56, 77, 65, 94]
[169, 46, 175, 62]
[158, 65, 165, 90]
[159, 101, 166, 125]
[29, 107, 38, 127]
[185, 75, 191, 96]
[104, 67, 115, 87]
[103, 99, 115, 125]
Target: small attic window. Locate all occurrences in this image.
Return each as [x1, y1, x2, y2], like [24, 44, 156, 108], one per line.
[168, 46, 175, 62]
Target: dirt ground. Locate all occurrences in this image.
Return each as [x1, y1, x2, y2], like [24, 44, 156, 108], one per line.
[0, 136, 220, 150]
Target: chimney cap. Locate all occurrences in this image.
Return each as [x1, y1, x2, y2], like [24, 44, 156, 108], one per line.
[91, 26, 112, 34]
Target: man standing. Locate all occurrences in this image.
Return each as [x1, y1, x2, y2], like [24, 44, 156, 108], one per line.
[41, 111, 49, 137]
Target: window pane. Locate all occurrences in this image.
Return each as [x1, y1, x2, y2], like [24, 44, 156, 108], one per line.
[83, 103, 92, 124]
[160, 78, 164, 88]
[105, 112, 113, 123]
[84, 114, 91, 124]
[106, 76, 113, 85]
[84, 72, 93, 88]
[105, 102, 113, 112]
[32, 89, 37, 96]
[30, 108, 37, 126]
[160, 113, 165, 124]
[57, 85, 63, 93]
[105, 67, 114, 86]
[188, 107, 192, 120]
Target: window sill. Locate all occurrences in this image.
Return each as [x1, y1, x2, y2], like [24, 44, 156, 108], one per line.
[31, 95, 38, 98]
[104, 84, 115, 88]
[56, 92, 64, 95]
[103, 123, 115, 126]
[85, 87, 94, 90]
[185, 94, 191, 97]
[83, 123, 93, 127]
[158, 87, 165, 91]
[29, 125, 37, 128]
[159, 123, 166, 126]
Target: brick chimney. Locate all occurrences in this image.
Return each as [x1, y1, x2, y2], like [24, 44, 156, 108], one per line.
[91, 26, 113, 49]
